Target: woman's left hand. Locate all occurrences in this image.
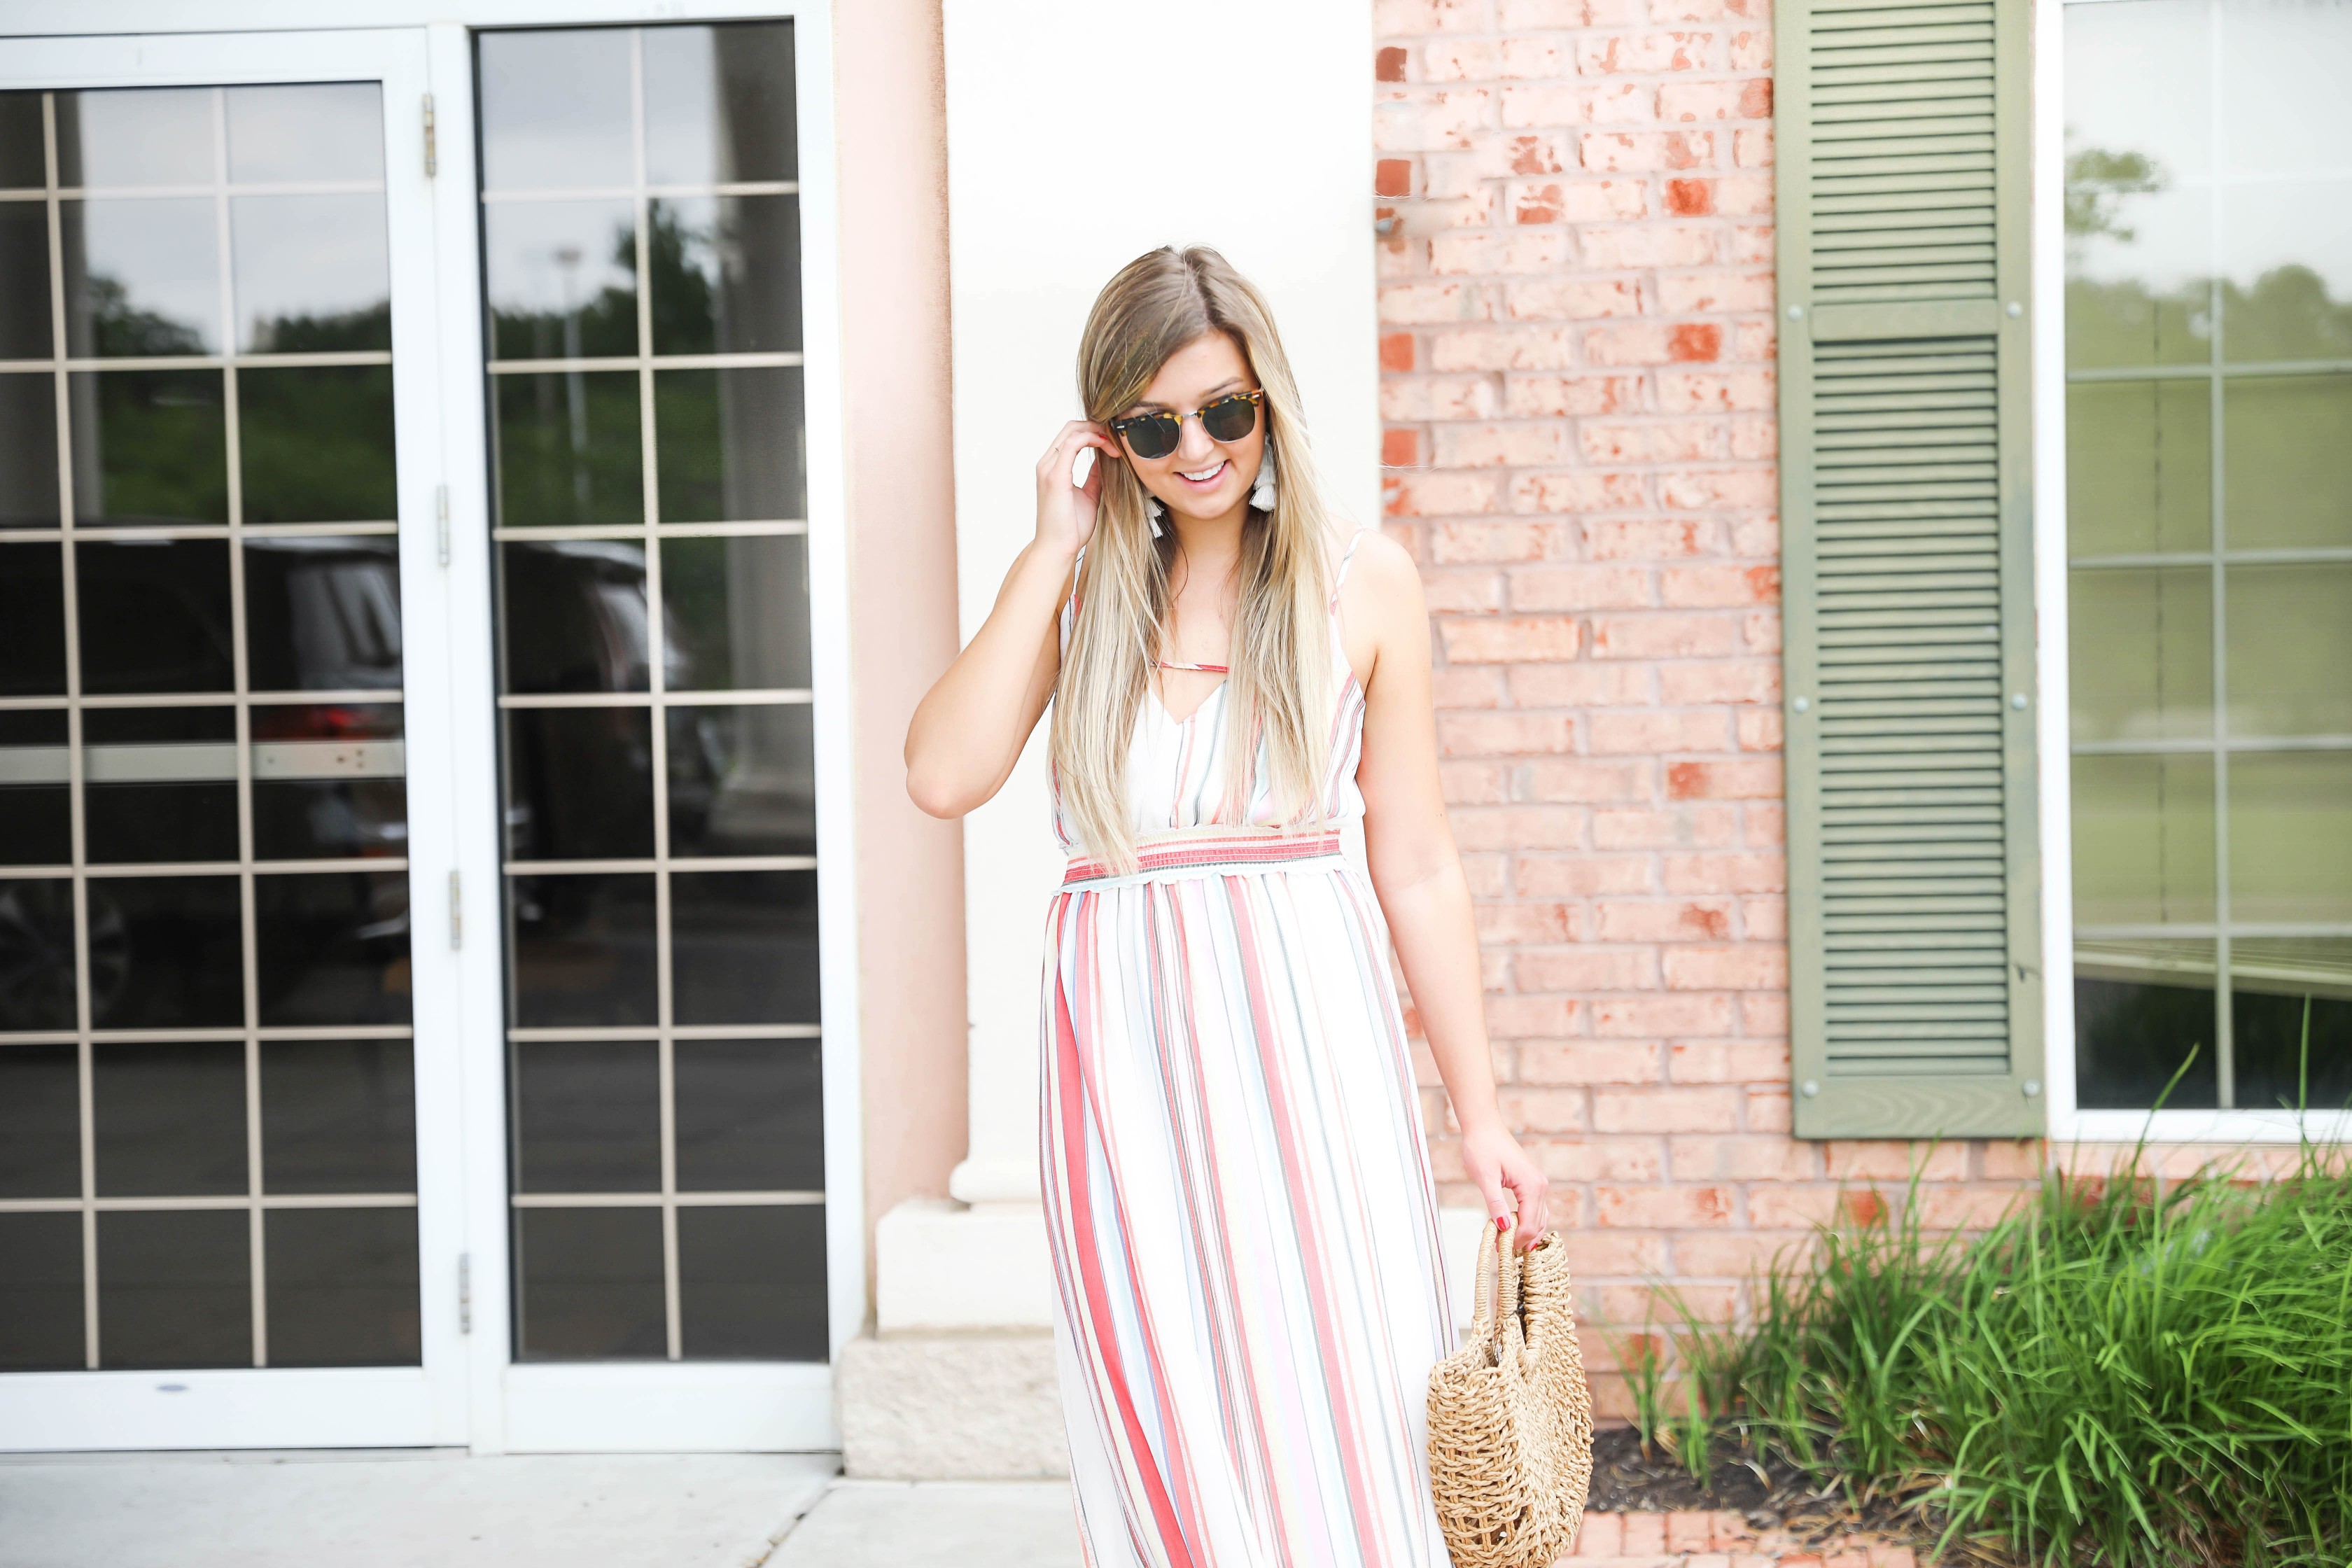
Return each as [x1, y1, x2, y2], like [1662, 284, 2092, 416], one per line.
[1460, 1118, 1550, 1252]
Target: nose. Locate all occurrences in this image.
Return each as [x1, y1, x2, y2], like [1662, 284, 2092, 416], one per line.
[1173, 413, 1218, 466]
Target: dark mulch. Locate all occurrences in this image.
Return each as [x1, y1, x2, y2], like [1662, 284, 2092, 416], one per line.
[1586, 1427, 1984, 1562]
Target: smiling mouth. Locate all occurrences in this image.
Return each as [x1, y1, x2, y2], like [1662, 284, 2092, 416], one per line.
[1178, 460, 1228, 484]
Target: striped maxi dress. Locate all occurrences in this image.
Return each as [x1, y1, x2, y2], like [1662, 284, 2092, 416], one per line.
[1039, 528, 1456, 1568]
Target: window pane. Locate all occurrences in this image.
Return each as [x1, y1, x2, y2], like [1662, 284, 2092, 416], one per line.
[97, 1209, 250, 1370]
[484, 200, 638, 362]
[0, 543, 66, 695]
[477, 31, 634, 192]
[0, 710, 71, 867]
[671, 869, 818, 1026]
[649, 195, 800, 356]
[513, 1207, 664, 1360]
[2064, 380, 2210, 558]
[497, 540, 650, 694]
[260, 1040, 416, 1195]
[239, 366, 398, 523]
[642, 23, 798, 186]
[244, 540, 404, 693]
[0, 878, 77, 1030]
[2222, 376, 2352, 551]
[251, 703, 407, 862]
[89, 876, 244, 1029]
[493, 371, 643, 528]
[92, 1040, 246, 1198]
[2231, 938, 2352, 1114]
[2219, 189, 2352, 366]
[2071, 753, 2215, 926]
[254, 870, 412, 1028]
[674, 1038, 822, 1191]
[2226, 563, 2352, 738]
[0, 373, 59, 528]
[0, 92, 46, 189]
[2062, 0, 2211, 371]
[2068, 566, 2210, 743]
[0, 204, 52, 360]
[508, 872, 657, 1028]
[2073, 939, 2218, 1110]
[264, 1208, 420, 1368]
[225, 83, 386, 186]
[503, 706, 655, 862]
[56, 89, 214, 188]
[62, 197, 219, 356]
[668, 704, 815, 859]
[0, 1044, 80, 1198]
[654, 366, 804, 522]
[678, 1204, 825, 1361]
[0, 1212, 83, 1371]
[75, 539, 234, 693]
[231, 195, 391, 354]
[81, 706, 239, 865]
[661, 534, 810, 690]
[2228, 752, 2352, 925]
[512, 1040, 661, 1192]
[69, 372, 229, 527]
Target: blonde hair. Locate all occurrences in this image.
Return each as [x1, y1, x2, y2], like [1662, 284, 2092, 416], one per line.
[1051, 246, 1339, 872]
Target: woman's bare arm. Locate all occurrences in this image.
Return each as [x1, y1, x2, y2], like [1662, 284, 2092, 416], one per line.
[1344, 531, 1551, 1250]
[904, 423, 1114, 818]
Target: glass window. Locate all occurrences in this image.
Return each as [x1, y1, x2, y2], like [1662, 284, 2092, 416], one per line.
[2065, 0, 2352, 1111]
[478, 22, 824, 1365]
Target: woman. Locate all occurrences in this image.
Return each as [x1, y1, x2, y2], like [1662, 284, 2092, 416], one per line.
[906, 246, 1547, 1567]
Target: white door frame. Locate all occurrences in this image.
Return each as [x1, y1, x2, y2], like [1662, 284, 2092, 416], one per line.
[0, 24, 466, 1452]
[0, 1, 864, 1455]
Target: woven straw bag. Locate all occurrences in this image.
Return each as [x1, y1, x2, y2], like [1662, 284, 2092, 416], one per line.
[1427, 1225, 1595, 1568]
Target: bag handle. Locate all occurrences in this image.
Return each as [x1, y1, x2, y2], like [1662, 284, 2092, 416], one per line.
[1470, 1219, 1528, 1361]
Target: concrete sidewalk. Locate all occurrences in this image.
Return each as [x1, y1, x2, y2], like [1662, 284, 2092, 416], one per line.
[0, 1451, 1084, 1568]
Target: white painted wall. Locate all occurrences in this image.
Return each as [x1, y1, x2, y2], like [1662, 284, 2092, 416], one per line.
[940, 0, 1380, 1203]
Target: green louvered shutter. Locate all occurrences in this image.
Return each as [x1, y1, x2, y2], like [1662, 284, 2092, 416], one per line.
[1774, 0, 2043, 1137]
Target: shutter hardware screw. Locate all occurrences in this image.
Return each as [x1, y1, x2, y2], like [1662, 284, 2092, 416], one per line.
[1786, 304, 1803, 320]
[2006, 301, 2024, 318]
[1801, 1079, 1820, 1098]
[2023, 1081, 2042, 1097]
[2012, 692, 2029, 709]
[1792, 696, 1810, 713]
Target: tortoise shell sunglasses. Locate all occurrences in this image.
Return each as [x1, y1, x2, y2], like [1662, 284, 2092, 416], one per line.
[1106, 389, 1265, 461]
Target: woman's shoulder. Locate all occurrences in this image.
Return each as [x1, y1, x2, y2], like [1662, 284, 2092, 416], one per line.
[1331, 524, 1422, 610]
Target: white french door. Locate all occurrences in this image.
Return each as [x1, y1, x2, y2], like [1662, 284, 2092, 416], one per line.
[0, 13, 850, 1457]
[0, 28, 468, 1449]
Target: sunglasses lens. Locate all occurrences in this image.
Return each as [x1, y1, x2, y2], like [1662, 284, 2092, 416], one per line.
[1202, 395, 1259, 444]
[1120, 415, 1178, 460]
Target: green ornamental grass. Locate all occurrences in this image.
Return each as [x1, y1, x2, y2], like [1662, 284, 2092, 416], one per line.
[1647, 1047, 2352, 1565]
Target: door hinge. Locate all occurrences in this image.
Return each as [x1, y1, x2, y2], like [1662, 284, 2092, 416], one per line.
[448, 869, 463, 951]
[435, 484, 450, 567]
[422, 94, 438, 178]
[457, 1252, 472, 1335]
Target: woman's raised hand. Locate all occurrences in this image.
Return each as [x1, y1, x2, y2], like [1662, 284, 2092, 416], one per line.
[1035, 421, 1119, 562]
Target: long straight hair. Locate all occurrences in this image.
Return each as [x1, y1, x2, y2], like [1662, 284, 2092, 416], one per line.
[1051, 246, 1338, 872]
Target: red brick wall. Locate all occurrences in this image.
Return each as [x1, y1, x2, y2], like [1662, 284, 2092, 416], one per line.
[1370, 0, 2032, 1414]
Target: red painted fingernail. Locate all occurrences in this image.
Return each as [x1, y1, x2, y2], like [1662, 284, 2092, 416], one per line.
[1496, 1215, 1509, 1230]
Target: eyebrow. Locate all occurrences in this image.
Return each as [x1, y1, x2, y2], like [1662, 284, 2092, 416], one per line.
[1125, 377, 1250, 414]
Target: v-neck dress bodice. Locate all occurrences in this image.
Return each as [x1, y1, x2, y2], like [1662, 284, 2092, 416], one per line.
[1035, 526, 1452, 1568]
[1050, 569, 1368, 850]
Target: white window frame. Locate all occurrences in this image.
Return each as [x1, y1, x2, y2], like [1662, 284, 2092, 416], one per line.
[2032, 0, 2352, 1148]
[0, 0, 865, 1455]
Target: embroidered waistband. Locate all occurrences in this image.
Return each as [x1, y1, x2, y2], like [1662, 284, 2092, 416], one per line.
[1060, 829, 1347, 890]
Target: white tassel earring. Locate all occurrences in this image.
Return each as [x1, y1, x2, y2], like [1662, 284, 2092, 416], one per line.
[1250, 438, 1279, 512]
[1144, 493, 1166, 538]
